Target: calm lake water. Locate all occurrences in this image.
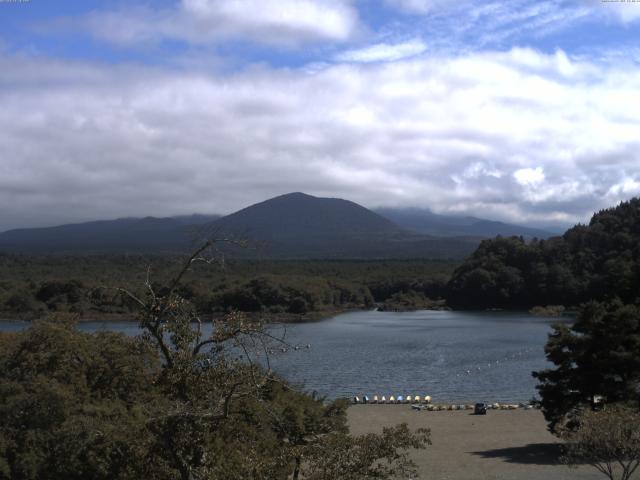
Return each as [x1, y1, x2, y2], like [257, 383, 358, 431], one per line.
[0, 310, 561, 403]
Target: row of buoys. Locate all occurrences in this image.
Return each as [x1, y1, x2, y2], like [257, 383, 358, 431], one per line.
[354, 395, 432, 404]
[455, 348, 537, 377]
[267, 344, 311, 354]
[293, 344, 312, 351]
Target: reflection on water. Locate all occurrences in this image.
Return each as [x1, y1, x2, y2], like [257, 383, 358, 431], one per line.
[1, 310, 563, 403]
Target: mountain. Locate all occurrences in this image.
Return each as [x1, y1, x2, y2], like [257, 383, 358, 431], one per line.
[211, 192, 402, 240]
[375, 207, 555, 239]
[171, 214, 222, 226]
[0, 215, 220, 253]
[0, 193, 482, 258]
[206, 192, 479, 259]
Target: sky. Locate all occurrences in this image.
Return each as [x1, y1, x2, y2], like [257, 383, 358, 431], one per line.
[1, 0, 639, 231]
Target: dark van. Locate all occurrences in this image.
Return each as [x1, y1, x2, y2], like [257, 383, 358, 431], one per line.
[474, 402, 488, 415]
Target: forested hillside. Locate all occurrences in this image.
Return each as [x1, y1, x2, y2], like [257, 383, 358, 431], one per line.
[0, 256, 454, 320]
[0, 193, 479, 259]
[447, 198, 640, 308]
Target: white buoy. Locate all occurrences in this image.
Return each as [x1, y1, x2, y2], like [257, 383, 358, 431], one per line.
[373, 395, 379, 403]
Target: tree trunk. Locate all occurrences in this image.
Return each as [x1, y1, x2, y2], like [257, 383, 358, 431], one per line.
[292, 456, 301, 480]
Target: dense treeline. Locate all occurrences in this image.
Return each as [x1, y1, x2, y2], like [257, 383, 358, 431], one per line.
[448, 198, 640, 309]
[0, 256, 455, 320]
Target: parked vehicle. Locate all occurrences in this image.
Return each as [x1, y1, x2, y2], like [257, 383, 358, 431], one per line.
[474, 402, 488, 415]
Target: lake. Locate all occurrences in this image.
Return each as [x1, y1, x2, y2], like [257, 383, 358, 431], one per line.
[0, 310, 561, 403]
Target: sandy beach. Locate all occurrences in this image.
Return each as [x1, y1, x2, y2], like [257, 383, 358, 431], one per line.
[348, 405, 602, 480]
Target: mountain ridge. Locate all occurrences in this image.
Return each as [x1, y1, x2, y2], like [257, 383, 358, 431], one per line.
[375, 207, 555, 239]
[0, 192, 550, 258]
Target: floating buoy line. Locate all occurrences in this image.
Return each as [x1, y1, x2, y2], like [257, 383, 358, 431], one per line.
[266, 344, 312, 355]
[454, 347, 536, 377]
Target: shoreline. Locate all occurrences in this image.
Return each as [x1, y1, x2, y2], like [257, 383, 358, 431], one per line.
[0, 307, 360, 324]
[0, 305, 562, 324]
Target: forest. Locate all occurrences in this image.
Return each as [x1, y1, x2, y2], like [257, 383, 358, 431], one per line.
[447, 198, 640, 309]
[0, 256, 455, 321]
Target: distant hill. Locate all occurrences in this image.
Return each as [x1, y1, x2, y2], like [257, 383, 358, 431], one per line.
[0, 193, 482, 258]
[208, 193, 479, 259]
[0, 215, 220, 253]
[447, 197, 640, 308]
[375, 207, 554, 239]
[213, 192, 402, 240]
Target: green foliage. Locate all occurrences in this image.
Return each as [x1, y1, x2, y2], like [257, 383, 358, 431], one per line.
[0, 314, 162, 480]
[532, 301, 640, 433]
[561, 404, 640, 480]
[529, 305, 565, 317]
[448, 197, 640, 308]
[379, 290, 447, 312]
[0, 245, 432, 480]
[0, 255, 456, 319]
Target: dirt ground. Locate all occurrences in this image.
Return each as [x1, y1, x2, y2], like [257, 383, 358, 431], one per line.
[347, 405, 604, 480]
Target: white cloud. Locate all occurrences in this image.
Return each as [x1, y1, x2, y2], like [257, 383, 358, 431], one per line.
[585, 0, 640, 24]
[381, 0, 635, 57]
[335, 38, 427, 62]
[1, 47, 640, 229]
[384, 0, 457, 14]
[606, 178, 640, 197]
[79, 0, 361, 48]
[514, 167, 545, 186]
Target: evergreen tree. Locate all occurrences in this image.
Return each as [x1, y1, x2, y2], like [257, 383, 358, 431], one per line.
[533, 301, 640, 433]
